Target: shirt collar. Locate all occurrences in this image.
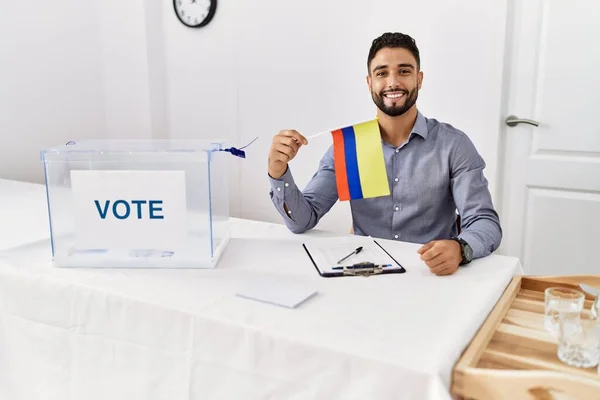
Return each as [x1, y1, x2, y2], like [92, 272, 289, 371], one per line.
[411, 110, 428, 140]
[380, 110, 429, 148]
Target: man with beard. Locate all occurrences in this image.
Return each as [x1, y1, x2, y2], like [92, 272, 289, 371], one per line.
[266, 32, 502, 276]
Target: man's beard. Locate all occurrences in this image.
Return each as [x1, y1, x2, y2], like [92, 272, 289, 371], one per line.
[371, 87, 418, 117]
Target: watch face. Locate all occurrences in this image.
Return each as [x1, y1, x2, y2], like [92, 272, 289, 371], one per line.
[174, 0, 217, 28]
[464, 243, 473, 261]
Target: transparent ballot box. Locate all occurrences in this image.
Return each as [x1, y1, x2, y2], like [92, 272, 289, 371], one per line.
[40, 140, 230, 268]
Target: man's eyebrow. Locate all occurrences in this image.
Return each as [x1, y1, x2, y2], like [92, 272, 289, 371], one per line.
[372, 63, 415, 73]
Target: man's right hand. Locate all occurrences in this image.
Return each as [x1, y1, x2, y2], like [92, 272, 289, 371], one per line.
[268, 130, 308, 179]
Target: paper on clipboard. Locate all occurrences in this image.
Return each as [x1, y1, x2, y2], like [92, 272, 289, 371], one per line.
[302, 236, 404, 275]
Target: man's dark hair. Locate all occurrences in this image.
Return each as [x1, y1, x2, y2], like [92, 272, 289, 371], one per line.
[367, 32, 420, 73]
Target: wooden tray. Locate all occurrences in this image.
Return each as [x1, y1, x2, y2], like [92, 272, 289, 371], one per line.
[452, 275, 600, 400]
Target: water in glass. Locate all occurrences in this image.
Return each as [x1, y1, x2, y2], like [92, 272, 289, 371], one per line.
[544, 287, 584, 335]
[545, 299, 582, 334]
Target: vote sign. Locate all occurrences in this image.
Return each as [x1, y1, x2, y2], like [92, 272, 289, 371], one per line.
[71, 170, 187, 249]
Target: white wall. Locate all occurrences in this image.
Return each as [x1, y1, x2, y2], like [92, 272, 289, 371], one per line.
[96, 0, 155, 140]
[0, 0, 163, 184]
[2, 0, 509, 235]
[0, 0, 106, 183]
[165, 0, 509, 233]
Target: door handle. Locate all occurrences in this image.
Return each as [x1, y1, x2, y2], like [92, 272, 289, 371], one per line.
[505, 115, 539, 127]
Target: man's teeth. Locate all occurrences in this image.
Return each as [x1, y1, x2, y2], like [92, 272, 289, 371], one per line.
[385, 93, 404, 98]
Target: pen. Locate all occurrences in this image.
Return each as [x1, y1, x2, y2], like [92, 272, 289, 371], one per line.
[337, 246, 363, 264]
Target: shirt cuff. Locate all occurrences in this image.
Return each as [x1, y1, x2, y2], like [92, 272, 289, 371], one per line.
[457, 231, 485, 260]
[268, 167, 298, 199]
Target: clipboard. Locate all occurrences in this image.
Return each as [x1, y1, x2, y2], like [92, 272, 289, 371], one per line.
[302, 238, 406, 277]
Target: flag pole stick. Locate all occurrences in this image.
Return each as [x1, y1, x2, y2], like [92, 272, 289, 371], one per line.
[306, 131, 329, 140]
[305, 117, 379, 140]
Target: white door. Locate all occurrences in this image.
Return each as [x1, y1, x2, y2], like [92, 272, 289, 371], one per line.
[497, 0, 600, 275]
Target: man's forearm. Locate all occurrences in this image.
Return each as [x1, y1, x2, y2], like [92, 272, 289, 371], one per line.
[269, 169, 319, 234]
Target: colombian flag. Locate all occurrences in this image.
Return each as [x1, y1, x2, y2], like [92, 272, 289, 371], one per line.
[331, 119, 390, 201]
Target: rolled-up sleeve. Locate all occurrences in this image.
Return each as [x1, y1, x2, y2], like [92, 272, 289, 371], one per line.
[450, 134, 503, 259]
[268, 146, 339, 234]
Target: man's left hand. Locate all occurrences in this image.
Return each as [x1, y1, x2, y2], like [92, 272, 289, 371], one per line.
[417, 240, 462, 276]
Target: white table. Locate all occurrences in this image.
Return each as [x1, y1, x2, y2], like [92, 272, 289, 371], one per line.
[0, 180, 523, 400]
[0, 179, 51, 250]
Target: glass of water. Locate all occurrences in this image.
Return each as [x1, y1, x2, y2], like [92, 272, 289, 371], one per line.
[557, 318, 600, 368]
[592, 297, 599, 320]
[545, 287, 584, 335]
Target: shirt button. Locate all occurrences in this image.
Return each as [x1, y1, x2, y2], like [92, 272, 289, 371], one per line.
[276, 187, 281, 191]
[394, 177, 399, 182]
[284, 183, 289, 187]
[395, 149, 400, 153]
[394, 235, 399, 239]
[394, 206, 399, 211]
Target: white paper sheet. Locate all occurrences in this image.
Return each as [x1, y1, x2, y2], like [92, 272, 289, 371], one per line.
[235, 280, 318, 308]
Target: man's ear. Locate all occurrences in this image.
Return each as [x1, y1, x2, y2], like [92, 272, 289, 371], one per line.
[417, 71, 424, 90]
[366, 75, 372, 91]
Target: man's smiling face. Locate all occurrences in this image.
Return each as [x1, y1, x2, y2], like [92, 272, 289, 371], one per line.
[367, 47, 423, 117]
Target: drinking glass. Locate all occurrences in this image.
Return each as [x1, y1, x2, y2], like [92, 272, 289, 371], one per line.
[545, 287, 585, 335]
[557, 318, 600, 368]
[592, 296, 599, 320]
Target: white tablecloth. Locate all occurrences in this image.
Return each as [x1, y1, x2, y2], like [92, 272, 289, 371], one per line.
[0, 179, 50, 251]
[0, 179, 523, 400]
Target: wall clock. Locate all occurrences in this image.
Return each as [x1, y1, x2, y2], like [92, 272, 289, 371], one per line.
[173, 0, 217, 28]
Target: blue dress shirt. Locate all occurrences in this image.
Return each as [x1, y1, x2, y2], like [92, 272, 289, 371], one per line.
[268, 111, 502, 259]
